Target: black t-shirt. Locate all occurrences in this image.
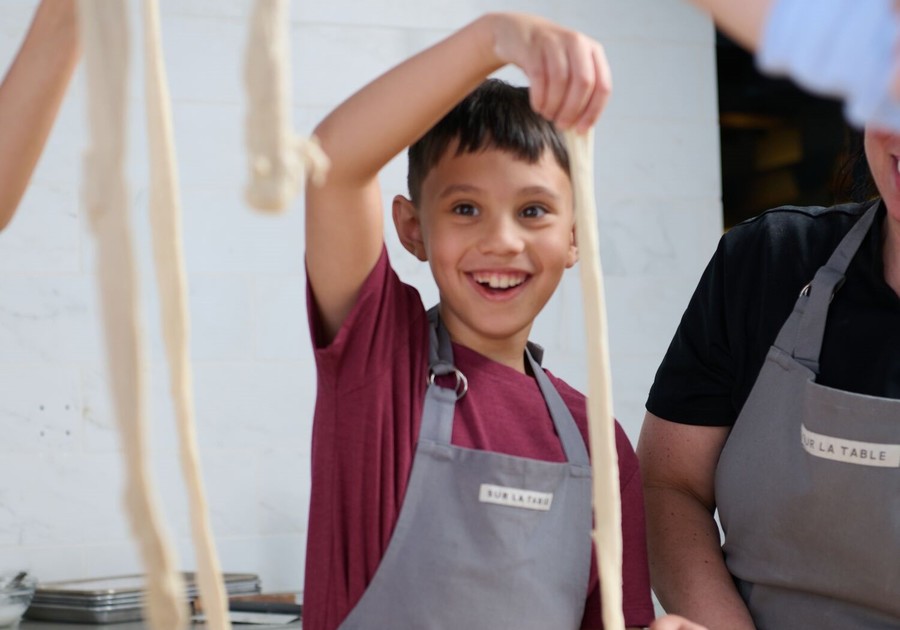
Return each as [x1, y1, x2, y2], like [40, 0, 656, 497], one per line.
[646, 201, 900, 427]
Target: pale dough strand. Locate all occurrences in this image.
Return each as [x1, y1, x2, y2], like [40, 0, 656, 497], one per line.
[77, 2, 188, 629]
[243, 0, 329, 212]
[563, 129, 625, 630]
[141, 1, 232, 629]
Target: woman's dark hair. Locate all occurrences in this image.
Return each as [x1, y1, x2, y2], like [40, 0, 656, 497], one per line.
[832, 127, 879, 203]
[406, 79, 569, 205]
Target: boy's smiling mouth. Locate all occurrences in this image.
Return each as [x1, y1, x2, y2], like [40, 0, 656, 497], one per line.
[472, 271, 527, 289]
[469, 271, 530, 297]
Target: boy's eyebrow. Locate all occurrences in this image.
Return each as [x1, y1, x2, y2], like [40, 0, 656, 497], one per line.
[437, 183, 483, 199]
[437, 184, 563, 200]
[519, 186, 563, 200]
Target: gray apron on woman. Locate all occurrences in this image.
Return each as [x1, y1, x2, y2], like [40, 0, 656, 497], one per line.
[715, 202, 900, 629]
[338, 308, 593, 629]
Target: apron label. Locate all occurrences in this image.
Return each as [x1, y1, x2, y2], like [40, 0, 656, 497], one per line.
[478, 484, 553, 511]
[800, 424, 900, 468]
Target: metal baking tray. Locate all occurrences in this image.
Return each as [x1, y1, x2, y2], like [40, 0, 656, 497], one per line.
[25, 572, 261, 624]
[23, 601, 145, 624]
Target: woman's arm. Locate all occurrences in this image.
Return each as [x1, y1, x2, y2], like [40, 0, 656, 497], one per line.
[637, 412, 756, 630]
[685, 0, 774, 50]
[0, 0, 80, 230]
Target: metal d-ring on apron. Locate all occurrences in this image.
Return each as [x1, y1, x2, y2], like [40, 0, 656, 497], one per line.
[338, 307, 593, 629]
[715, 201, 900, 629]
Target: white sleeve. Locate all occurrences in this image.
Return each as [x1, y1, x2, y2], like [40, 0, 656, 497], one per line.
[758, 0, 900, 131]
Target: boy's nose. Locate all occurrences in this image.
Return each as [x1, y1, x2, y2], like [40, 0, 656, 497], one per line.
[477, 215, 525, 255]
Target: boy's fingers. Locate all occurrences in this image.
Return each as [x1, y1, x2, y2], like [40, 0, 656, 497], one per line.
[518, 21, 609, 129]
[539, 40, 570, 122]
[575, 46, 612, 131]
[528, 59, 549, 116]
[555, 39, 597, 128]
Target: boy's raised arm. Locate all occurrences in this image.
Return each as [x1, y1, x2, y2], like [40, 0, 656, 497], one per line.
[305, 12, 610, 343]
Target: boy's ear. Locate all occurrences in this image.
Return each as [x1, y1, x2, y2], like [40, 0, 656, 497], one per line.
[566, 225, 578, 268]
[392, 195, 428, 261]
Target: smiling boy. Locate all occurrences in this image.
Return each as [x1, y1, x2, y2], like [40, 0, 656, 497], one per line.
[302, 12, 655, 630]
[399, 100, 578, 363]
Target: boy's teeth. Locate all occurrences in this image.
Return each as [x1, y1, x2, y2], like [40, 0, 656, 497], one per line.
[474, 273, 525, 288]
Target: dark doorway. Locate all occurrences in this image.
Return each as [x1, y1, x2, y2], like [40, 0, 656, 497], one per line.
[716, 32, 865, 229]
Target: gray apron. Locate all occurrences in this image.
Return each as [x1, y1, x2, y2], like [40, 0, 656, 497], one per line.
[715, 202, 900, 629]
[338, 307, 593, 629]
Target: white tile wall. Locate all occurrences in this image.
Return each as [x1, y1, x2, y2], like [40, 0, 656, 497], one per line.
[0, 0, 721, 597]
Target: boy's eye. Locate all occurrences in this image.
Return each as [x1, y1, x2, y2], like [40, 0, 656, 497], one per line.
[452, 203, 478, 217]
[520, 205, 548, 219]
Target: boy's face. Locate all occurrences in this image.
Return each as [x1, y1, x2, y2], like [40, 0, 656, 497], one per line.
[394, 146, 577, 354]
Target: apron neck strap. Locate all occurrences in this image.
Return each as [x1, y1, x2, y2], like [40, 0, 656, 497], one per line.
[421, 306, 589, 466]
[427, 306, 456, 377]
[774, 202, 880, 373]
[525, 349, 591, 466]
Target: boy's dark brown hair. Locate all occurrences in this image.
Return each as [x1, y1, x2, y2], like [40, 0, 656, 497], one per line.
[407, 78, 570, 206]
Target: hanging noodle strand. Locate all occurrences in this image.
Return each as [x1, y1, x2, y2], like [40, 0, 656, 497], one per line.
[78, 2, 187, 628]
[142, 0, 232, 628]
[243, 0, 329, 212]
[563, 128, 625, 630]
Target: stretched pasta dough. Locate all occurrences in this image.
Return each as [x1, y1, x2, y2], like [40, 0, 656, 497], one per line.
[141, 1, 231, 629]
[80, 2, 230, 628]
[78, 2, 187, 629]
[563, 129, 624, 630]
[244, 0, 329, 212]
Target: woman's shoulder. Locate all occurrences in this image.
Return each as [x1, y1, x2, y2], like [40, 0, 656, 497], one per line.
[717, 201, 877, 283]
[725, 201, 871, 249]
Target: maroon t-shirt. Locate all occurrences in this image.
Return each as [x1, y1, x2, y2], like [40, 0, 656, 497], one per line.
[304, 248, 654, 630]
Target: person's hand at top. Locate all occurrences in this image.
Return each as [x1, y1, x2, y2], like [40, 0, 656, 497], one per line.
[0, 0, 80, 231]
[688, 0, 900, 133]
[486, 13, 611, 132]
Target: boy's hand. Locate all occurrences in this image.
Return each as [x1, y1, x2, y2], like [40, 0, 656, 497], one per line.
[486, 13, 611, 132]
[648, 614, 710, 630]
